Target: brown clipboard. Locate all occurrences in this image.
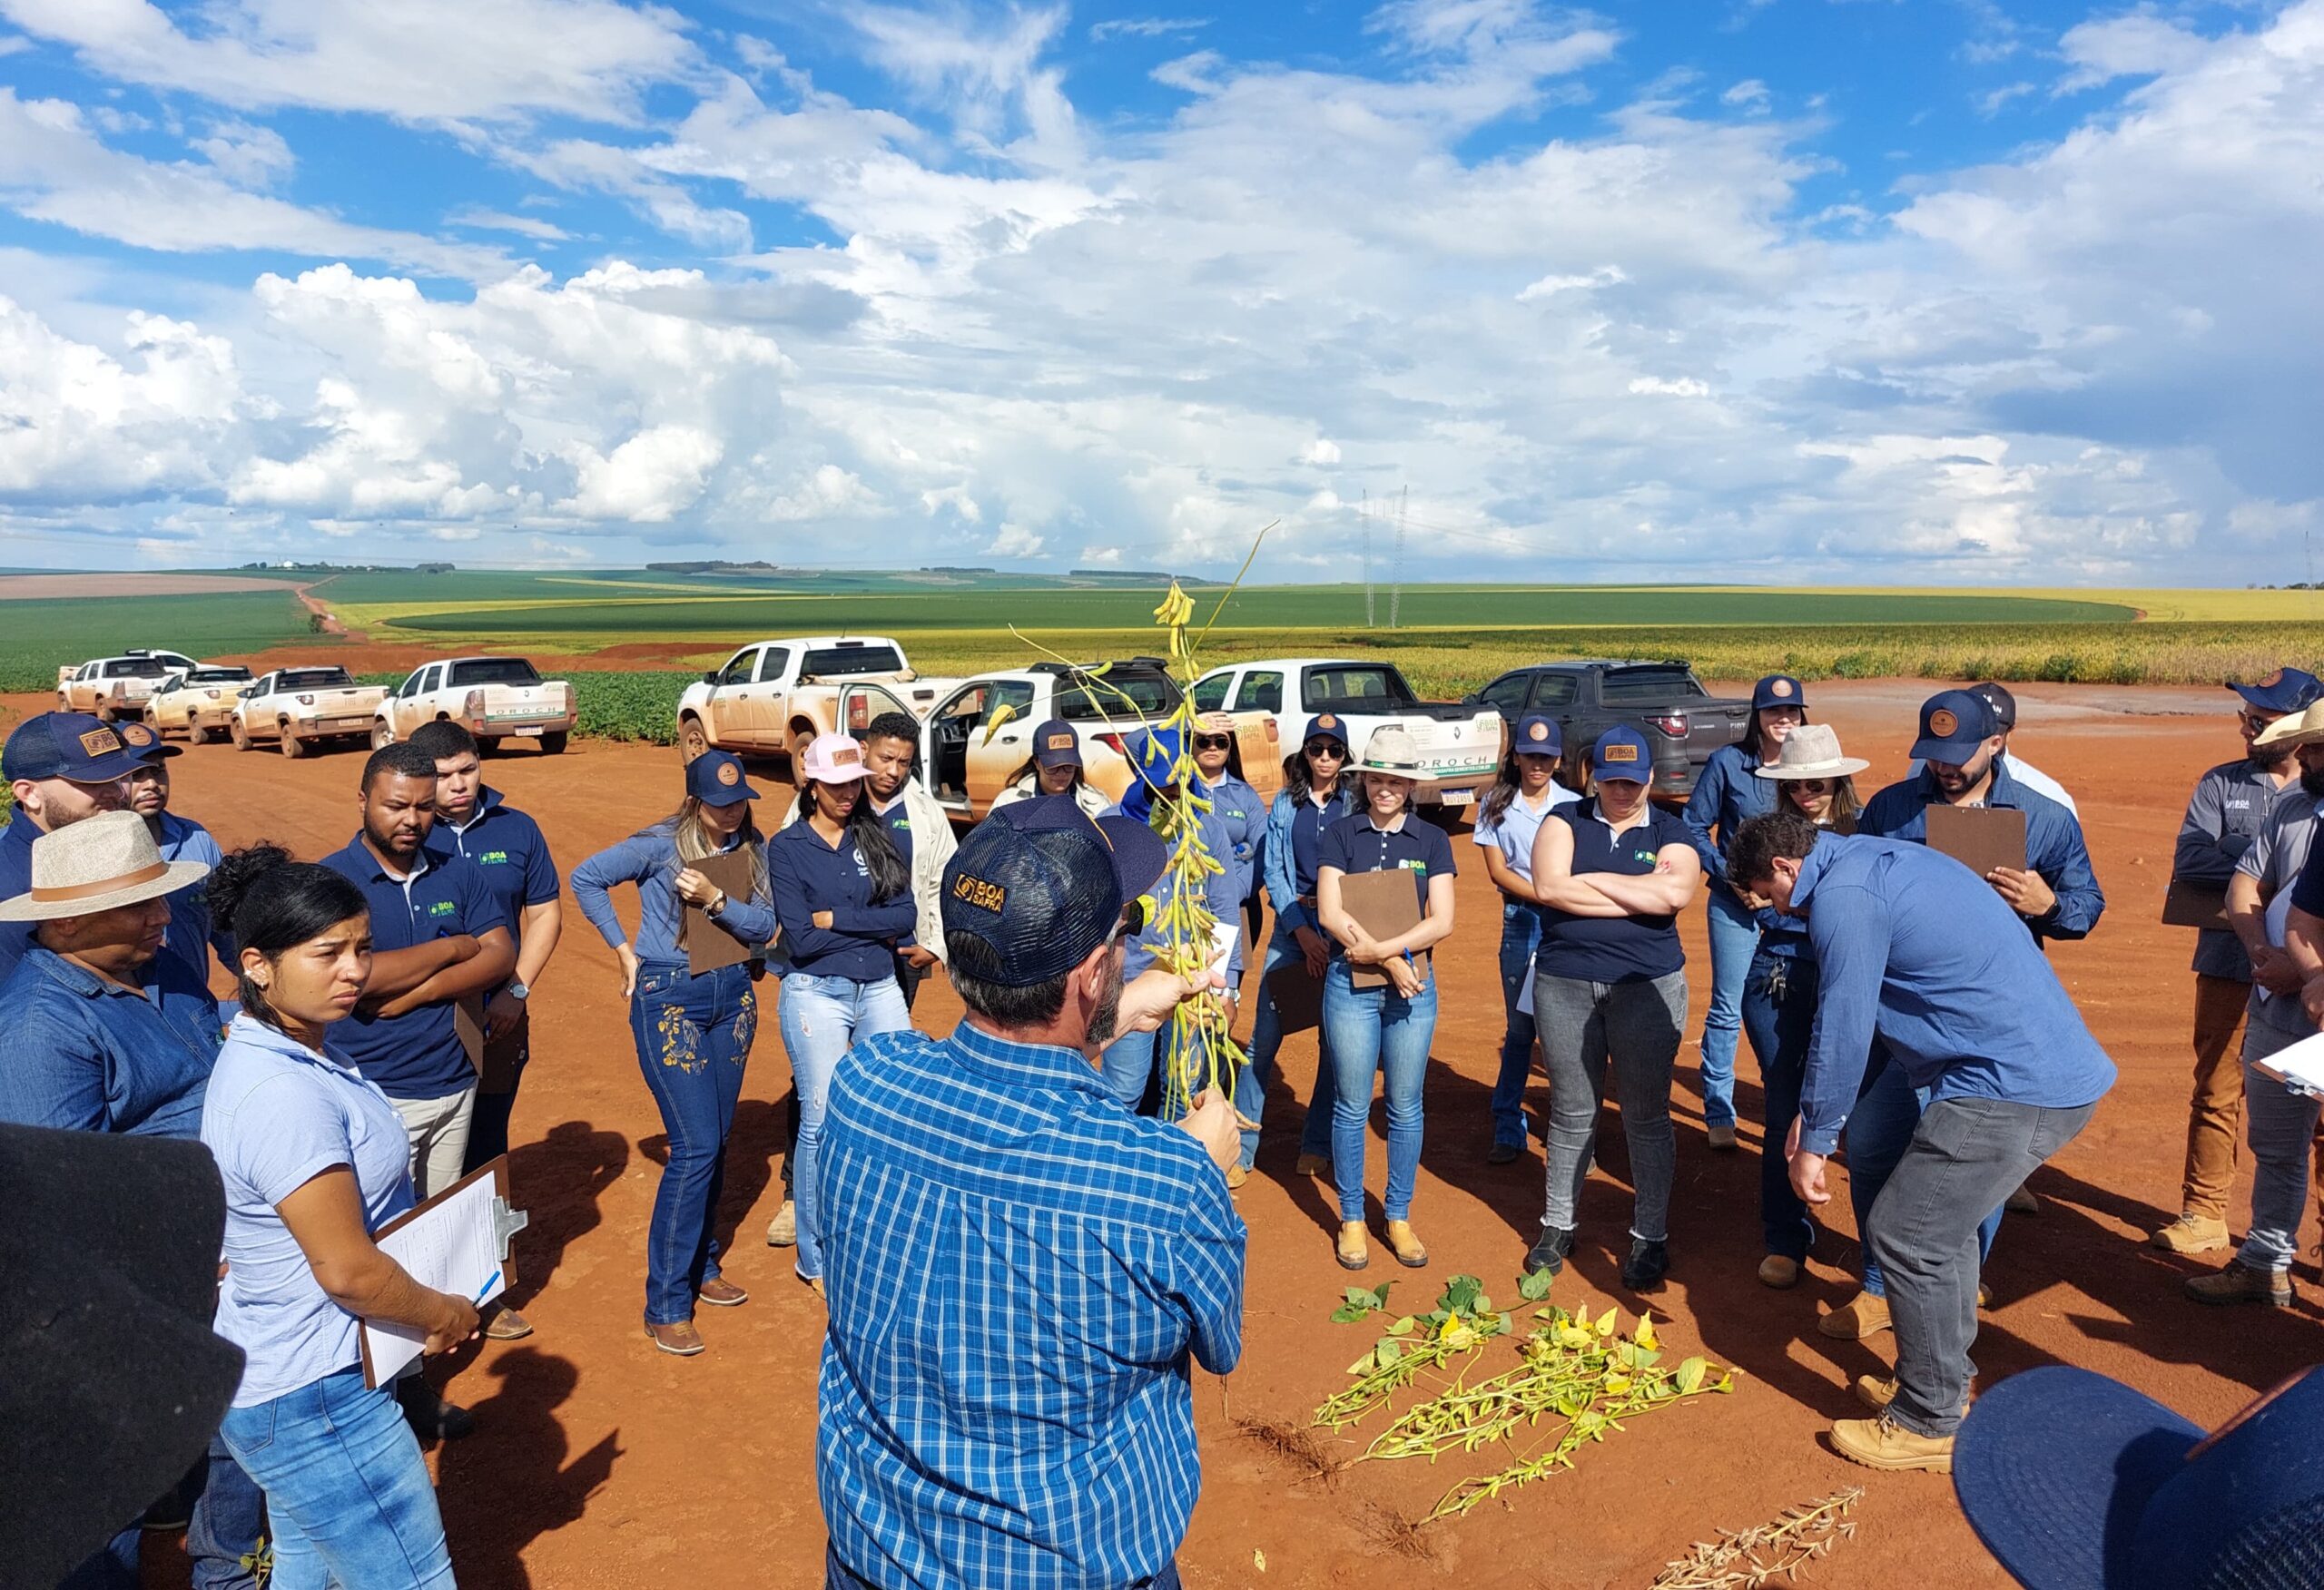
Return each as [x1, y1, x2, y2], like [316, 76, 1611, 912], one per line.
[455, 996, 487, 1075]
[1264, 961, 1323, 1035]
[1925, 803, 2027, 878]
[357, 1155, 514, 1389]
[1339, 867, 1428, 990]
[2162, 878, 2230, 930]
[684, 848, 761, 975]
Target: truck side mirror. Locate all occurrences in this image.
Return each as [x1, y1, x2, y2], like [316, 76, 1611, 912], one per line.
[702, 671, 721, 684]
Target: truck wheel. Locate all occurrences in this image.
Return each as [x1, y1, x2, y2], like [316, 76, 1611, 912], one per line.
[370, 721, 393, 750]
[539, 731, 569, 755]
[230, 719, 251, 751]
[678, 717, 709, 764]
[280, 725, 306, 759]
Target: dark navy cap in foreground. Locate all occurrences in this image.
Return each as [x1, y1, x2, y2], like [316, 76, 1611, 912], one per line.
[2, 713, 146, 785]
[1910, 689, 2001, 764]
[940, 800, 1167, 987]
[2230, 668, 2323, 716]
[1751, 675, 1806, 712]
[684, 749, 761, 807]
[1513, 713, 1562, 757]
[1590, 725, 1653, 781]
[1956, 1364, 2324, 1590]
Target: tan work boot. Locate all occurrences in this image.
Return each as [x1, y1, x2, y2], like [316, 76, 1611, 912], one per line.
[2184, 1262, 2294, 1307]
[1830, 1413, 1954, 1473]
[644, 1318, 706, 1357]
[1296, 1152, 1331, 1178]
[2151, 1212, 2230, 1254]
[1817, 1289, 1891, 1340]
[1226, 1163, 1249, 1190]
[1336, 1221, 1370, 1271]
[1384, 1220, 1429, 1269]
[765, 1199, 797, 1248]
[1854, 1374, 1897, 1412]
[1758, 1255, 1801, 1290]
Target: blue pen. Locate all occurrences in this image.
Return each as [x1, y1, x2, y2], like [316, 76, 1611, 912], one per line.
[472, 1268, 502, 1304]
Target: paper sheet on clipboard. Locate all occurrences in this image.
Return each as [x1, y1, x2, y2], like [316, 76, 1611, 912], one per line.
[2255, 1026, 2324, 1097]
[359, 1160, 510, 1388]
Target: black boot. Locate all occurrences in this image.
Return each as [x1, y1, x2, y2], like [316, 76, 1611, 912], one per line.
[397, 1378, 476, 1442]
[1524, 1222, 1575, 1277]
[1620, 1238, 1669, 1292]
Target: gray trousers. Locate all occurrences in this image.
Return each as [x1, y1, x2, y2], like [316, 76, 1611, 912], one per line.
[2238, 1018, 2320, 1273]
[1868, 1094, 2095, 1438]
[1536, 970, 1687, 1242]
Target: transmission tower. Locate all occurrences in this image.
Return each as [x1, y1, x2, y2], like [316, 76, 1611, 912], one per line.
[1362, 489, 1374, 628]
[1389, 486, 1407, 631]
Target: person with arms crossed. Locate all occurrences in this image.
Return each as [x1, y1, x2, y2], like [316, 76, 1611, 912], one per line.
[0, 813, 263, 1590]
[405, 721, 562, 1340]
[818, 798, 1242, 1590]
[570, 750, 775, 1357]
[1471, 713, 1578, 1165]
[1682, 676, 1806, 1151]
[0, 712, 139, 984]
[1730, 811, 2114, 1473]
[2153, 667, 2319, 1256]
[320, 742, 514, 1438]
[201, 845, 478, 1590]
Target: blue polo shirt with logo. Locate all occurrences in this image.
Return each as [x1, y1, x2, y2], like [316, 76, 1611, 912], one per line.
[436, 788, 560, 945]
[1316, 810, 1457, 957]
[320, 835, 500, 1101]
[1536, 799, 1694, 984]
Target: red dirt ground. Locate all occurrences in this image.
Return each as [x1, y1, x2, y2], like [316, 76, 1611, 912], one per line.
[6, 673, 2313, 1590]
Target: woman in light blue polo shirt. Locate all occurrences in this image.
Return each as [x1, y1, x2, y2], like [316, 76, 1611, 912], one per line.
[200, 845, 477, 1590]
[1472, 712, 1579, 1163]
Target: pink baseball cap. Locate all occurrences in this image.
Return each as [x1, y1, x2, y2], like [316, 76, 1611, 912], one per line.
[798, 731, 871, 784]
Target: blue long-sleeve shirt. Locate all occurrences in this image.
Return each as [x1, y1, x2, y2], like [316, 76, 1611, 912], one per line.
[766, 817, 919, 981]
[571, 825, 775, 967]
[1683, 741, 1776, 901]
[1260, 783, 1356, 937]
[1857, 758, 2104, 943]
[1206, 773, 1265, 906]
[1104, 791, 1245, 983]
[1789, 833, 2115, 1154]
[0, 944, 223, 1138]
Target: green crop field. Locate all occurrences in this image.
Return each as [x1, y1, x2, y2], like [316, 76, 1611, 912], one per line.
[0, 589, 318, 692]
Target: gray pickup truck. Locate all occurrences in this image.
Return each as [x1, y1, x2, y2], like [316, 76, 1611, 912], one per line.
[1465, 660, 1752, 802]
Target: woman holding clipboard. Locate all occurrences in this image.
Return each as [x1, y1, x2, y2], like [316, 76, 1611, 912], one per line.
[1315, 726, 1457, 1272]
[571, 750, 775, 1357]
[201, 845, 474, 1589]
[1525, 727, 1702, 1294]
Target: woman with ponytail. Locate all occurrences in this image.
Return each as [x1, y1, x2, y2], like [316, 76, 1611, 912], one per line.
[199, 844, 472, 1589]
[766, 733, 917, 1293]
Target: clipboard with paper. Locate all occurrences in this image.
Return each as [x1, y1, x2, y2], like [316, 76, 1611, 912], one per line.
[1339, 868, 1429, 990]
[1925, 803, 2027, 878]
[684, 848, 763, 975]
[359, 1156, 528, 1389]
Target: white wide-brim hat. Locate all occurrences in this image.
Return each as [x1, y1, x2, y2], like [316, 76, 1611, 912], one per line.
[1352, 725, 1427, 778]
[0, 810, 208, 922]
[1751, 722, 1871, 781]
[2254, 701, 2324, 751]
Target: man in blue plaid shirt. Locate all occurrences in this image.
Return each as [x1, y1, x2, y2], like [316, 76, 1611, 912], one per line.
[818, 800, 1246, 1590]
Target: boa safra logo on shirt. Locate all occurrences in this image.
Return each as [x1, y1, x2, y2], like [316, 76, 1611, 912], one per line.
[428, 900, 458, 918]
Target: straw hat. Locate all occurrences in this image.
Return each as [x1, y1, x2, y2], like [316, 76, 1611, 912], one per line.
[2254, 700, 2324, 751]
[0, 810, 208, 922]
[1751, 722, 1870, 781]
[1353, 725, 1427, 777]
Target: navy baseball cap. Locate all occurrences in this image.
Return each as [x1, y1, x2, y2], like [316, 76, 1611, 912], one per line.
[113, 720, 181, 762]
[2230, 668, 2323, 715]
[1956, 1364, 2324, 1589]
[1029, 719, 1082, 770]
[2, 713, 145, 785]
[940, 799, 1168, 986]
[1751, 675, 1806, 712]
[1910, 689, 2001, 764]
[1513, 713, 1562, 756]
[1305, 712, 1350, 751]
[1590, 725, 1652, 783]
[684, 749, 761, 807]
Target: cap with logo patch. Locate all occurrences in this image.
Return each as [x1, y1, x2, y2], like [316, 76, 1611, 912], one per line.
[940, 798, 1169, 986]
[1751, 675, 1807, 712]
[1590, 725, 1653, 783]
[2, 712, 145, 785]
[113, 719, 181, 762]
[684, 749, 761, 807]
[1514, 713, 1562, 757]
[798, 732, 869, 784]
[2229, 667, 2323, 716]
[1029, 719, 1083, 770]
[1911, 689, 2001, 764]
[1305, 712, 1349, 752]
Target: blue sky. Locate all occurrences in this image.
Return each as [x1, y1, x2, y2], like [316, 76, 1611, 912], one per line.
[0, 0, 2316, 581]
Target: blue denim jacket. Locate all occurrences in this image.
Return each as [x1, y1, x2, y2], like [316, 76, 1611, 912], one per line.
[1260, 783, 1356, 937]
[572, 825, 777, 967]
[0, 944, 223, 1137]
[1682, 741, 1775, 903]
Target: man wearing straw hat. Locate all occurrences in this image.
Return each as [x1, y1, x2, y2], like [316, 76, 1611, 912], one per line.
[0, 809, 264, 1590]
[0, 712, 143, 986]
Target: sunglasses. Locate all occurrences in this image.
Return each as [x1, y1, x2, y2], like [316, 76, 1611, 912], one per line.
[1304, 740, 1346, 758]
[1108, 897, 1148, 946]
[1192, 735, 1234, 751]
[1789, 778, 1832, 793]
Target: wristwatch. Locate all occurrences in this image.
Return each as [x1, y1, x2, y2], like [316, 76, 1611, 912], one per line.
[506, 981, 529, 1000]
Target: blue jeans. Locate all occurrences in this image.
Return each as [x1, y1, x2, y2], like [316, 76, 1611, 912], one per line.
[217, 1368, 454, 1590]
[1738, 948, 1816, 1260]
[630, 959, 759, 1324]
[1323, 959, 1436, 1222]
[1489, 902, 1543, 1150]
[779, 971, 911, 1281]
[2233, 1021, 2319, 1272]
[1848, 1051, 2001, 1297]
[1699, 888, 1758, 1130]
[1239, 925, 1336, 1166]
[1102, 1006, 1221, 1119]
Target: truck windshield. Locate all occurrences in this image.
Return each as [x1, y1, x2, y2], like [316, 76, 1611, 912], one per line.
[1600, 666, 1706, 703]
[280, 669, 355, 690]
[102, 659, 169, 679]
[1302, 664, 1419, 712]
[187, 667, 252, 683]
[1058, 671, 1179, 721]
[801, 645, 904, 679]
[448, 659, 542, 687]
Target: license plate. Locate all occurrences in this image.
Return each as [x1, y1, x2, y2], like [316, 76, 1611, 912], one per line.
[1435, 789, 1474, 805]
[327, 718, 365, 730]
[513, 726, 545, 737]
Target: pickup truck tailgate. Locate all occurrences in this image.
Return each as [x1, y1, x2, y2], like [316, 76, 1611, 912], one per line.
[477, 684, 567, 720]
[1407, 712, 1504, 779]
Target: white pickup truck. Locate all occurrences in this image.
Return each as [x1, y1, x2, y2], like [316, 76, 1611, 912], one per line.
[1189, 657, 1504, 811]
[373, 657, 576, 754]
[150, 665, 256, 741]
[675, 636, 956, 761]
[56, 652, 202, 720]
[230, 666, 391, 758]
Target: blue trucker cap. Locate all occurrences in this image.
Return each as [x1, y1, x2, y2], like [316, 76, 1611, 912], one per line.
[940, 799, 1168, 986]
[1751, 675, 1806, 712]
[2230, 668, 2323, 715]
[1590, 725, 1653, 782]
[1513, 713, 1562, 756]
[113, 720, 181, 762]
[1910, 688, 2001, 764]
[1029, 719, 1082, 770]
[684, 749, 762, 807]
[2, 713, 146, 785]
[1956, 1364, 2324, 1590]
